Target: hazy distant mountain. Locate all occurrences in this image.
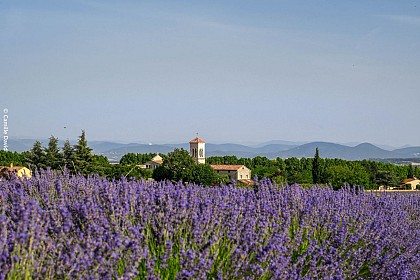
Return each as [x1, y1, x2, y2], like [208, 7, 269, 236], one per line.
[89, 141, 131, 153]
[277, 142, 401, 160]
[278, 142, 353, 159]
[5, 138, 420, 162]
[102, 144, 175, 155]
[252, 140, 308, 147]
[392, 147, 420, 158]
[6, 139, 33, 152]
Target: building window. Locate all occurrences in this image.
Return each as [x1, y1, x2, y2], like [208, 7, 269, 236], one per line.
[240, 175, 242, 179]
[199, 148, 203, 157]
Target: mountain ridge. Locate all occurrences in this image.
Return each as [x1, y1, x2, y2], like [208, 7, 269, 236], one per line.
[5, 138, 420, 162]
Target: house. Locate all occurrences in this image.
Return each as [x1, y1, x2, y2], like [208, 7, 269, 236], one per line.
[210, 164, 252, 182]
[139, 154, 163, 170]
[400, 178, 420, 190]
[0, 164, 32, 179]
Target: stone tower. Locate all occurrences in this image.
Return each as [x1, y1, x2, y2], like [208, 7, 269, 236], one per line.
[189, 137, 205, 164]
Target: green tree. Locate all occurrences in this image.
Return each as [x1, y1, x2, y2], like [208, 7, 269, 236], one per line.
[120, 153, 138, 165]
[73, 130, 93, 175]
[312, 148, 321, 184]
[407, 164, 414, 179]
[45, 135, 62, 170]
[376, 170, 400, 188]
[61, 139, 75, 171]
[28, 141, 46, 169]
[90, 155, 110, 176]
[163, 148, 195, 182]
[0, 151, 26, 166]
[152, 165, 173, 181]
[190, 164, 218, 186]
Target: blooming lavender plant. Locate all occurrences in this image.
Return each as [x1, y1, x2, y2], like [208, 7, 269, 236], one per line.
[0, 170, 418, 279]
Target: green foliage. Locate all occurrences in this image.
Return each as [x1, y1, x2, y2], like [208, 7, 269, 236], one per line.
[163, 148, 195, 182]
[28, 140, 46, 169]
[190, 164, 218, 186]
[61, 139, 75, 171]
[407, 164, 414, 179]
[0, 151, 28, 167]
[152, 165, 173, 181]
[73, 130, 93, 175]
[312, 148, 322, 184]
[120, 153, 156, 165]
[45, 135, 62, 170]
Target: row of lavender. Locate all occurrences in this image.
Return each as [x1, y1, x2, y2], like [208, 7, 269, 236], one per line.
[0, 171, 419, 279]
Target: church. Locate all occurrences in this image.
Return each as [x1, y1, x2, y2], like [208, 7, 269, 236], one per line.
[189, 137, 252, 183]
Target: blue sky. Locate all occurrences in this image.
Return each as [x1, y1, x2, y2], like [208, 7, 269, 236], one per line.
[1, 0, 419, 147]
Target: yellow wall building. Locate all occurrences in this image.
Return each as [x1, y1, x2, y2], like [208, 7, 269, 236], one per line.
[0, 165, 32, 179]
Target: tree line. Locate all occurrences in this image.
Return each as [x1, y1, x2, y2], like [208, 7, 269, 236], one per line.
[1, 133, 418, 189]
[206, 148, 419, 189]
[0, 131, 143, 179]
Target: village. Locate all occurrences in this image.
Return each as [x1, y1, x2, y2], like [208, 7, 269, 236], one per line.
[1, 136, 419, 191]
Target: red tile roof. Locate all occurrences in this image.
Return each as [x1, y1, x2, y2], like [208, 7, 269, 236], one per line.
[0, 166, 25, 172]
[210, 164, 245, 171]
[238, 179, 255, 185]
[402, 178, 415, 184]
[189, 137, 205, 143]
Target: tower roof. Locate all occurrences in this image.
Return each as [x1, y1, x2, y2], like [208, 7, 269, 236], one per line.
[189, 137, 205, 143]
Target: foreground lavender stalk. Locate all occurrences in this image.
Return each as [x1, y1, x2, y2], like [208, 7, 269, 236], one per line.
[0, 170, 419, 279]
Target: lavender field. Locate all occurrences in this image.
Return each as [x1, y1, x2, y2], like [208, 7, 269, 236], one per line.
[0, 171, 419, 279]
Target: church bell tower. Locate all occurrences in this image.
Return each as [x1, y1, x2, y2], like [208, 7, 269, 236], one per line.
[189, 136, 205, 164]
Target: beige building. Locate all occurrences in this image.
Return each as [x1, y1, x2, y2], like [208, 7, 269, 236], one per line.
[140, 154, 163, 170]
[190, 137, 206, 164]
[210, 164, 251, 181]
[400, 178, 420, 190]
[0, 165, 32, 179]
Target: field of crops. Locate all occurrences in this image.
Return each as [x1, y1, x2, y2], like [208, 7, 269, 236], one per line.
[0, 171, 419, 279]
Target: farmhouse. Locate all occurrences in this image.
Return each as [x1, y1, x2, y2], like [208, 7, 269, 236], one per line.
[400, 178, 420, 190]
[0, 164, 32, 179]
[210, 164, 252, 181]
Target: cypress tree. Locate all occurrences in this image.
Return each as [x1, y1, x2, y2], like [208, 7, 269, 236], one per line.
[312, 147, 321, 184]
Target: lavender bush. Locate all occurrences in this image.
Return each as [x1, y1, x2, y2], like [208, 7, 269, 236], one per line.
[0, 170, 419, 279]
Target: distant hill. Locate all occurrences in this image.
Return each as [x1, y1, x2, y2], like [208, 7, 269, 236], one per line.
[392, 147, 420, 158]
[5, 138, 420, 162]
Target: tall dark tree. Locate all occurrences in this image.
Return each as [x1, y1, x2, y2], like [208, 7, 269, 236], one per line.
[407, 164, 414, 179]
[45, 135, 62, 169]
[152, 165, 173, 181]
[312, 147, 321, 184]
[28, 141, 46, 169]
[62, 139, 75, 171]
[73, 130, 93, 175]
